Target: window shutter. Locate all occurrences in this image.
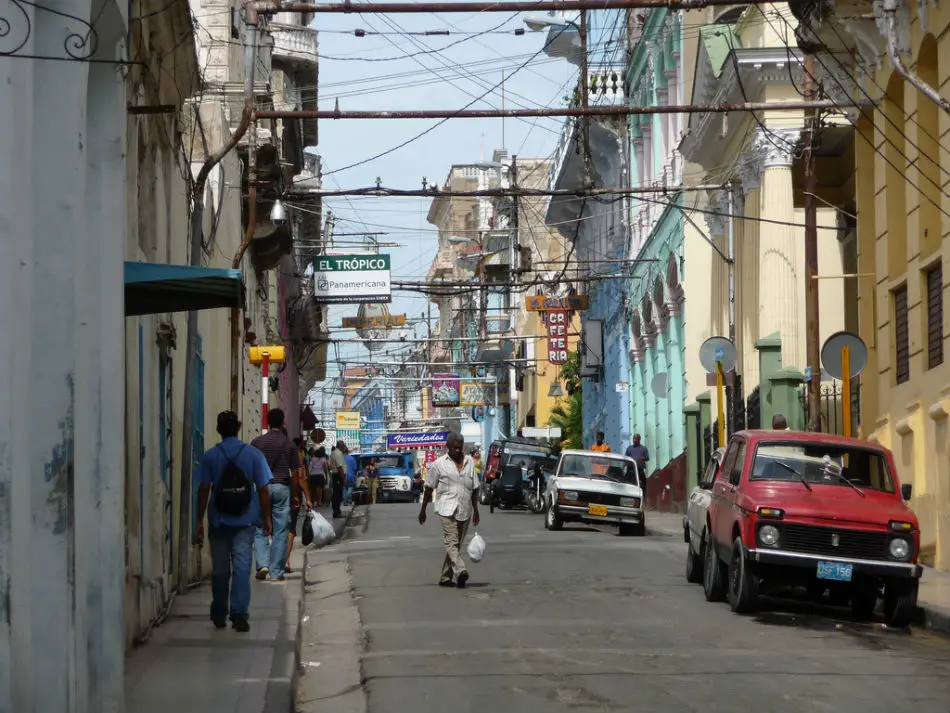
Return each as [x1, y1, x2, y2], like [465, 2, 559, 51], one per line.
[927, 264, 944, 369]
[894, 285, 910, 384]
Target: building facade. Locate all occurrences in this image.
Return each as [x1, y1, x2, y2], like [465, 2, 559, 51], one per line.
[677, 5, 850, 493]
[796, 0, 950, 569]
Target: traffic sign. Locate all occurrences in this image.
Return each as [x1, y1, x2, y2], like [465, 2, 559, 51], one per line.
[821, 331, 868, 379]
[699, 336, 737, 373]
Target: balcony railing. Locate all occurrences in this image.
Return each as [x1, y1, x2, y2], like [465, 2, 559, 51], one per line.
[270, 23, 318, 70]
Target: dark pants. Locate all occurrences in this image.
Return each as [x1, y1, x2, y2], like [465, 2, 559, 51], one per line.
[331, 474, 344, 514]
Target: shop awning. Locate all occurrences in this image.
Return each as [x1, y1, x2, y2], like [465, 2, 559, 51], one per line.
[124, 262, 244, 317]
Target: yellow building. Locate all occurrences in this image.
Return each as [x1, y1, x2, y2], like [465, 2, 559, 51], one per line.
[805, 0, 950, 568]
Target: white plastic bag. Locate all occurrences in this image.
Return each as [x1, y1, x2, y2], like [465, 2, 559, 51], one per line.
[467, 531, 485, 562]
[308, 511, 336, 547]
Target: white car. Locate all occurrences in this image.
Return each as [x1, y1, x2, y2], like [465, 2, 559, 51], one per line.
[683, 447, 725, 583]
[544, 450, 646, 536]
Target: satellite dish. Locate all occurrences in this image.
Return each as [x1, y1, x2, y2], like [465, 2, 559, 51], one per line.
[699, 336, 737, 373]
[821, 331, 868, 379]
[651, 372, 669, 398]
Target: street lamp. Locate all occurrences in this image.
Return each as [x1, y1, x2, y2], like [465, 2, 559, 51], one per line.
[523, 12, 582, 66]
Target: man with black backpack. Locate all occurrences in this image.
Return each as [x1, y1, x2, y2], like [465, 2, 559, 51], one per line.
[195, 411, 274, 632]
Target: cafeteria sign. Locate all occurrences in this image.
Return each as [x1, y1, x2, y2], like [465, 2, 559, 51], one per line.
[546, 310, 569, 365]
[387, 432, 449, 449]
[314, 254, 391, 303]
[336, 411, 360, 430]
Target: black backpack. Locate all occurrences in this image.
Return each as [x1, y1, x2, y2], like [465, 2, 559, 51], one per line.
[214, 445, 253, 516]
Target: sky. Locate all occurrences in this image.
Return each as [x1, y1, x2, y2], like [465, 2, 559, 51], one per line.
[307, 5, 586, 410]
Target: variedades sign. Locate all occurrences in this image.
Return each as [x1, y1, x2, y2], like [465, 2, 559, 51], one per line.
[387, 432, 448, 449]
[313, 254, 391, 303]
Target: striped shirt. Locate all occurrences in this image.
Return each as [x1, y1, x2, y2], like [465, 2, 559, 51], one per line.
[251, 430, 300, 486]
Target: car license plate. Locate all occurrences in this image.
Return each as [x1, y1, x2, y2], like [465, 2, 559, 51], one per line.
[816, 561, 853, 582]
[588, 504, 608, 517]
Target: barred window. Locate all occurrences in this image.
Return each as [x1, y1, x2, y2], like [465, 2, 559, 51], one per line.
[927, 264, 944, 369]
[894, 285, 910, 384]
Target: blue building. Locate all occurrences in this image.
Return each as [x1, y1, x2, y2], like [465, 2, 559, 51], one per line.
[623, 9, 689, 490]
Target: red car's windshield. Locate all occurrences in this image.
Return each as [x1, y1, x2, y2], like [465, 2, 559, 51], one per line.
[750, 442, 895, 493]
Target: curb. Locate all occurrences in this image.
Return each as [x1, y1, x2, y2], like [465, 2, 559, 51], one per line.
[292, 505, 363, 711]
[918, 603, 950, 637]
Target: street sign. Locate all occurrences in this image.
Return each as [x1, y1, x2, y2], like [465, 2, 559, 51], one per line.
[460, 381, 490, 407]
[615, 381, 629, 392]
[546, 309, 569, 364]
[525, 294, 589, 311]
[313, 254, 392, 303]
[309, 428, 326, 444]
[699, 336, 737, 373]
[342, 313, 406, 328]
[821, 331, 868, 379]
[336, 411, 360, 430]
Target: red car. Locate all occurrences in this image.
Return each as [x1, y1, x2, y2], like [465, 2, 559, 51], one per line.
[701, 430, 921, 626]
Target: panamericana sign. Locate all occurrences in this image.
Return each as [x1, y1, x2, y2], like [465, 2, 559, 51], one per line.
[525, 294, 589, 312]
[314, 254, 392, 303]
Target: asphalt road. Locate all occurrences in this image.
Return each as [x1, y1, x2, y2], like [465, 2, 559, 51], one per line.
[311, 503, 950, 713]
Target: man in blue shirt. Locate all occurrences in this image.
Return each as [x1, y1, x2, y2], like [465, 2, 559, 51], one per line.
[344, 450, 358, 505]
[196, 411, 273, 632]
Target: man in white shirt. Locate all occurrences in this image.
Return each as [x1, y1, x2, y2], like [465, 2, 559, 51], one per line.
[418, 432, 480, 588]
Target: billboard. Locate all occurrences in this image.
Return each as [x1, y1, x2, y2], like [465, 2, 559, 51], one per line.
[387, 432, 449, 449]
[313, 254, 391, 303]
[430, 373, 460, 408]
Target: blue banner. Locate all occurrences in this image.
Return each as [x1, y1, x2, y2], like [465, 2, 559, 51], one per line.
[387, 431, 448, 450]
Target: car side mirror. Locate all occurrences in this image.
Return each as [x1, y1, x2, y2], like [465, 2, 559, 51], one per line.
[901, 483, 912, 500]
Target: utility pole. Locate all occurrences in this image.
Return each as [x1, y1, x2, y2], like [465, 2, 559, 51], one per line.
[726, 182, 737, 434]
[803, 54, 821, 431]
[509, 156, 519, 437]
[578, 9, 594, 185]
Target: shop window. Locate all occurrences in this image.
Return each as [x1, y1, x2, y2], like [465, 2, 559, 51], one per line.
[926, 264, 943, 369]
[893, 284, 909, 384]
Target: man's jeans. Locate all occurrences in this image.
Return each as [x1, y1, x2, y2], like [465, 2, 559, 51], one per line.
[209, 525, 255, 619]
[331, 475, 344, 514]
[254, 482, 291, 579]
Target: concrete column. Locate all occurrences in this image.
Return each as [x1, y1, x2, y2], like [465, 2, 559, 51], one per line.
[705, 190, 729, 337]
[0, 2, 127, 711]
[736, 147, 763, 395]
[756, 129, 802, 368]
[768, 367, 806, 430]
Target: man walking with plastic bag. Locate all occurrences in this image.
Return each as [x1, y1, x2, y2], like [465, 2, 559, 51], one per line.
[418, 432, 480, 588]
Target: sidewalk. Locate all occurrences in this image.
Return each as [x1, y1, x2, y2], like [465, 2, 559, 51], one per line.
[646, 509, 950, 636]
[125, 506, 350, 713]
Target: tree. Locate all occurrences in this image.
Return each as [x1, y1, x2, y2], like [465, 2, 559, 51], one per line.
[548, 351, 583, 449]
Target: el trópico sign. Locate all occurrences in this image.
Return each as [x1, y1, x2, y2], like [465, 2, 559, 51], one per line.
[313, 254, 391, 303]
